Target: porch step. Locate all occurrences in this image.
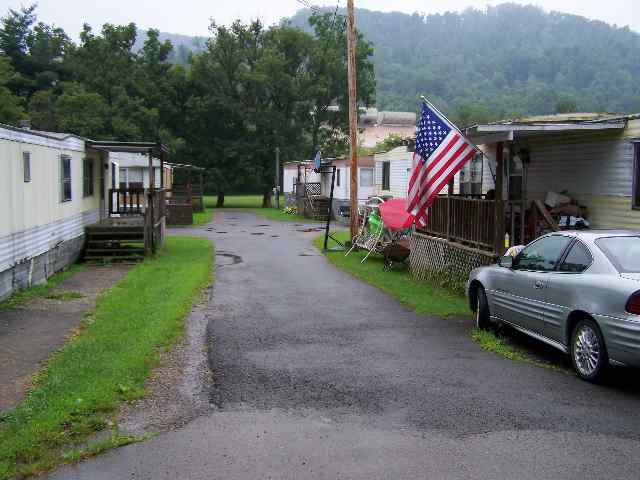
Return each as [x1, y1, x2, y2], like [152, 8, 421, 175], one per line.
[84, 223, 146, 263]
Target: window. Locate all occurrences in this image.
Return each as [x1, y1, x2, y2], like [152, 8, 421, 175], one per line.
[633, 143, 640, 209]
[336, 168, 341, 187]
[382, 161, 390, 190]
[460, 153, 483, 195]
[514, 235, 572, 272]
[360, 168, 374, 187]
[83, 158, 94, 197]
[595, 236, 640, 273]
[23, 152, 31, 182]
[558, 241, 592, 273]
[60, 155, 72, 202]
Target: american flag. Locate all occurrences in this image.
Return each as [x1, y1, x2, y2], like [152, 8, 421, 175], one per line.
[407, 101, 478, 227]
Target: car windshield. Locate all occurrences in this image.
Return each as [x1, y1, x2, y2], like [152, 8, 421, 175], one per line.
[595, 236, 640, 273]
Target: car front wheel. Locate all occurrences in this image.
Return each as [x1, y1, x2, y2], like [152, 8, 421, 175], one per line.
[570, 318, 608, 383]
[475, 286, 491, 330]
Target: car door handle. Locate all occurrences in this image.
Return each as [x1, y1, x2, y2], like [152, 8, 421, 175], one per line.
[534, 280, 545, 289]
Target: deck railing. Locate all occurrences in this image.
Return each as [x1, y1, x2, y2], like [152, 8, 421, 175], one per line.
[109, 188, 145, 215]
[420, 195, 496, 251]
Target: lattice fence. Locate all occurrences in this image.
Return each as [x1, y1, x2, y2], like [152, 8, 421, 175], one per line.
[409, 232, 496, 293]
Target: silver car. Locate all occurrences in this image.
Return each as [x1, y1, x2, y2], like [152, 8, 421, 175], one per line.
[467, 230, 640, 382]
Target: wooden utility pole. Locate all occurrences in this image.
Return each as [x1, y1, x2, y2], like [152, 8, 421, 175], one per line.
[346, 0, 359, 239]
[275, 147, 280, 209]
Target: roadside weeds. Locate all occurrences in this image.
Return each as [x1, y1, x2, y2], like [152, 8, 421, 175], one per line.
[0, 236, 214, 479]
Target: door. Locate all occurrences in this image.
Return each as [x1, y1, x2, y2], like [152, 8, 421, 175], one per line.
[543, 240, 594, 343]
[496, 235, 573, 334]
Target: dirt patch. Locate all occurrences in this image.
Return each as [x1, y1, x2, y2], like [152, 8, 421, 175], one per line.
[0, 265, 130, 411]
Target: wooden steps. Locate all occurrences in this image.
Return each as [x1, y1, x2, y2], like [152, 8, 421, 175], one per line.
[84, 224, 145, 263]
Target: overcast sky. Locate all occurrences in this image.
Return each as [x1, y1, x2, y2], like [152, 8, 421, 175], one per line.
[0, 0, 638, 39]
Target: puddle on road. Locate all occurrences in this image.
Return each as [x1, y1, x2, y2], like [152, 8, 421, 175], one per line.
[216, 252, 243, 267]
[253, 224, 270, 227]
[271, 235, 279, 238]
[250, 232, 265, 236]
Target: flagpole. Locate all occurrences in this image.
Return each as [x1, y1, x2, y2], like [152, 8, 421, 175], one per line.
[419, 94, 481, 153]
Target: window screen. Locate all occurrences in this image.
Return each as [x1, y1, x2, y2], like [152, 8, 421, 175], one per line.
[60, 155, 72, 202]
[360, 168, 374, 187]
[382, 161, 390, 190]
[83, 158, 94, 197]
[23, 152, 31, 182]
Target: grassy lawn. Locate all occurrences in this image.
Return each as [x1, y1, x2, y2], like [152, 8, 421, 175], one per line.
[204, 195, 321, 223]
[0, 236, 214, 479]
[192, 208, 214, 226]
[314, 231, 468, 318]
[204, 194, 284, 209]
[0, 264, 86, 310]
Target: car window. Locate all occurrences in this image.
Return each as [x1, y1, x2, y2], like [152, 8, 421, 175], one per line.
[514, 235, 572, 272]
[558, 241, 592, 273]
[595, 236, 640, 273]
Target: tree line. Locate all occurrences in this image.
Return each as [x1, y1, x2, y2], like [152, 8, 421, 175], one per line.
[292, 3, 640, 125]
[0, 6, 375, 205]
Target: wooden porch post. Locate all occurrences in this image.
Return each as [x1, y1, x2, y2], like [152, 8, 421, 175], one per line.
[494, 142, 505, 256]
[160, 150, 165, 189]
[148, 149, 154, 190]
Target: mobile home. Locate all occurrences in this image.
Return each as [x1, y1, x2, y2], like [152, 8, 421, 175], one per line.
[0, 125, 109, 300]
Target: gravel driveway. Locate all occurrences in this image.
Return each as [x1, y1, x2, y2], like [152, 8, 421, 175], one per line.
[49, 211, 640, 480]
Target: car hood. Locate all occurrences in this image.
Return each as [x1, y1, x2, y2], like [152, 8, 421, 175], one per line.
[620, 273, 640, 282]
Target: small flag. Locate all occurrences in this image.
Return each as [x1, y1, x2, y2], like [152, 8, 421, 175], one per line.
[407, 100, 479, 227]
[314, 150, 322, 171]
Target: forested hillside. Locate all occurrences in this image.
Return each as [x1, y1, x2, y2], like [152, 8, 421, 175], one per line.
[133, 30, 206, 64]
[290, 3, 640, 123]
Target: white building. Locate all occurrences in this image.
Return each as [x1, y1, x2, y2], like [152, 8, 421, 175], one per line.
[0, 124, 112, 300]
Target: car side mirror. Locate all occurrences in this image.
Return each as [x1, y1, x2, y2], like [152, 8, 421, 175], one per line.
[498, 255, 513, 268]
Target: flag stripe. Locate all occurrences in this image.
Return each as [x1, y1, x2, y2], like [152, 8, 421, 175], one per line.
[414, 149, 476, 226]
[407, 101, 478, 227]
[407, 133, 460, 213]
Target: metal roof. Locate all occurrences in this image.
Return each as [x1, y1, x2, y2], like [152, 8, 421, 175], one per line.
[86, 140, 169, 156]
[464, 112, 636, 143]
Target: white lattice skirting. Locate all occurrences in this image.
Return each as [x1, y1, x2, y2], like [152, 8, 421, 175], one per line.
[409, 232, 496, 285]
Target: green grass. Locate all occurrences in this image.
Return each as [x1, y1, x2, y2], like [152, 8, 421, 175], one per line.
[249, 207, 322, 223]
[314, 231, 468, 318]
[470, 328, 529, 362]
[0, 236, 214, 479]
[204, 194, 284, 209]
[0, 265, 86, 310]
[192, 208, 214, 226]
[44, 291, 85, 301]
[204, 195, 322, 223]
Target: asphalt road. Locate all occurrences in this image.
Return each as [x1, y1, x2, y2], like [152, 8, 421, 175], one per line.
[50, 211, 640, 479]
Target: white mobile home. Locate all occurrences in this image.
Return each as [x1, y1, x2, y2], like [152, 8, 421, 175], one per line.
[0, 124, 113, 300]
[319, 156, 376, 221]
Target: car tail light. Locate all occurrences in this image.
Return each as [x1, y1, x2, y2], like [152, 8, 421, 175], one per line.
[626, 292, 640, 315]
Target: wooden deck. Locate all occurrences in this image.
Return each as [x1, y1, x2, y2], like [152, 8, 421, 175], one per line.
[85, 189, 166, 262]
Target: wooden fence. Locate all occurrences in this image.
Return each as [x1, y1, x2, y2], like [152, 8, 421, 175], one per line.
[421, 195, 496, 251]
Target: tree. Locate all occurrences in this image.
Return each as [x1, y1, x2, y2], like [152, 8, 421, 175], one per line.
[306, 12, 376, 157]
[0, 55, 24, 123]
